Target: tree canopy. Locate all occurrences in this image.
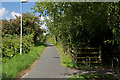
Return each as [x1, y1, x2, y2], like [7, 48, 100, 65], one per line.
[32, 2, 120, 63]
[32, 2, 119, 46]
[2, 13, 46, 42]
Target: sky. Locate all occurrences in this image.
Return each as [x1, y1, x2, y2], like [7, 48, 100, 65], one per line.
[1, 0, 118, 2]
[1, 0, 36, 2]
[1, 2, 35, 19]
[0, 1, 47, 31]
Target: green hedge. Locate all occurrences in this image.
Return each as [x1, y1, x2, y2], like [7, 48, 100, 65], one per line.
[2, 34, 34, 59]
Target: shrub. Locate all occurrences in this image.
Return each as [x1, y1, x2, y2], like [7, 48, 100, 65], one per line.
[2, 33, 34, 58]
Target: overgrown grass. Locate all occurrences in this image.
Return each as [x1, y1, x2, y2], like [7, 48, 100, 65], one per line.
[2, 45, 45, 80]
[68, 73, 120, 80]
[56, 45, 77, 68]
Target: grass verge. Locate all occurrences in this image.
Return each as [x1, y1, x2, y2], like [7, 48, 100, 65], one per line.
[55, 45, 77, 68]
[2, 45, 45, 80]
[68, 73, 120, 80]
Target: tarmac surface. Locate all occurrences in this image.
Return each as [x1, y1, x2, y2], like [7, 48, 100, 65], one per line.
[21, 44, 115, 79]
[22, 44, 67, 78]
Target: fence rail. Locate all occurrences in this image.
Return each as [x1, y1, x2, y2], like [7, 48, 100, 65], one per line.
[75, 46, 102, 66]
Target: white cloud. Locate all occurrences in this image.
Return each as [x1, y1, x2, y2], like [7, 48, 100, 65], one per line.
[0, 8, 21, 20]
[6, 17, 10, 20]
[10, 11, 21, 19]
[0, 8, 8, 18]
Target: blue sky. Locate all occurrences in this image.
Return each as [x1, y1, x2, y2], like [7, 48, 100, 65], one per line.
[0, 2, 47, 29]
[0, 1, 48, 30]
[1, 2, 35, 19]
[1, 0, 37, 2]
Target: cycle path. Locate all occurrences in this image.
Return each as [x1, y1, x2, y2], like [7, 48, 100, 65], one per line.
[22, 44, 68, 78]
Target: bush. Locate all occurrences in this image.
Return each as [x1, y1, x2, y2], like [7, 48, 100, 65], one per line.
[2, 33, 34, 58]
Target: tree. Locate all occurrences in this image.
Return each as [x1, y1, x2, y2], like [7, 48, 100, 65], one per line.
[2, 13, 45, 42]
[107, 2, 120, 45]
[32, 2, 119, 61]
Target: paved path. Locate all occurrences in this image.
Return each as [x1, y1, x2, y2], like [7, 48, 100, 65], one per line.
[21, 44, 115, 79]
[22, 44, 67, 78]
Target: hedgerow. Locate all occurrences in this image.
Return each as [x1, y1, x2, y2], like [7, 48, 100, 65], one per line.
[2, 33, 34, 61]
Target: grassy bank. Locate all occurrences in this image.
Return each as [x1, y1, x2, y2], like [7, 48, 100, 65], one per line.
[2, 45, 45, 80]
[55, 45, 77, 68]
